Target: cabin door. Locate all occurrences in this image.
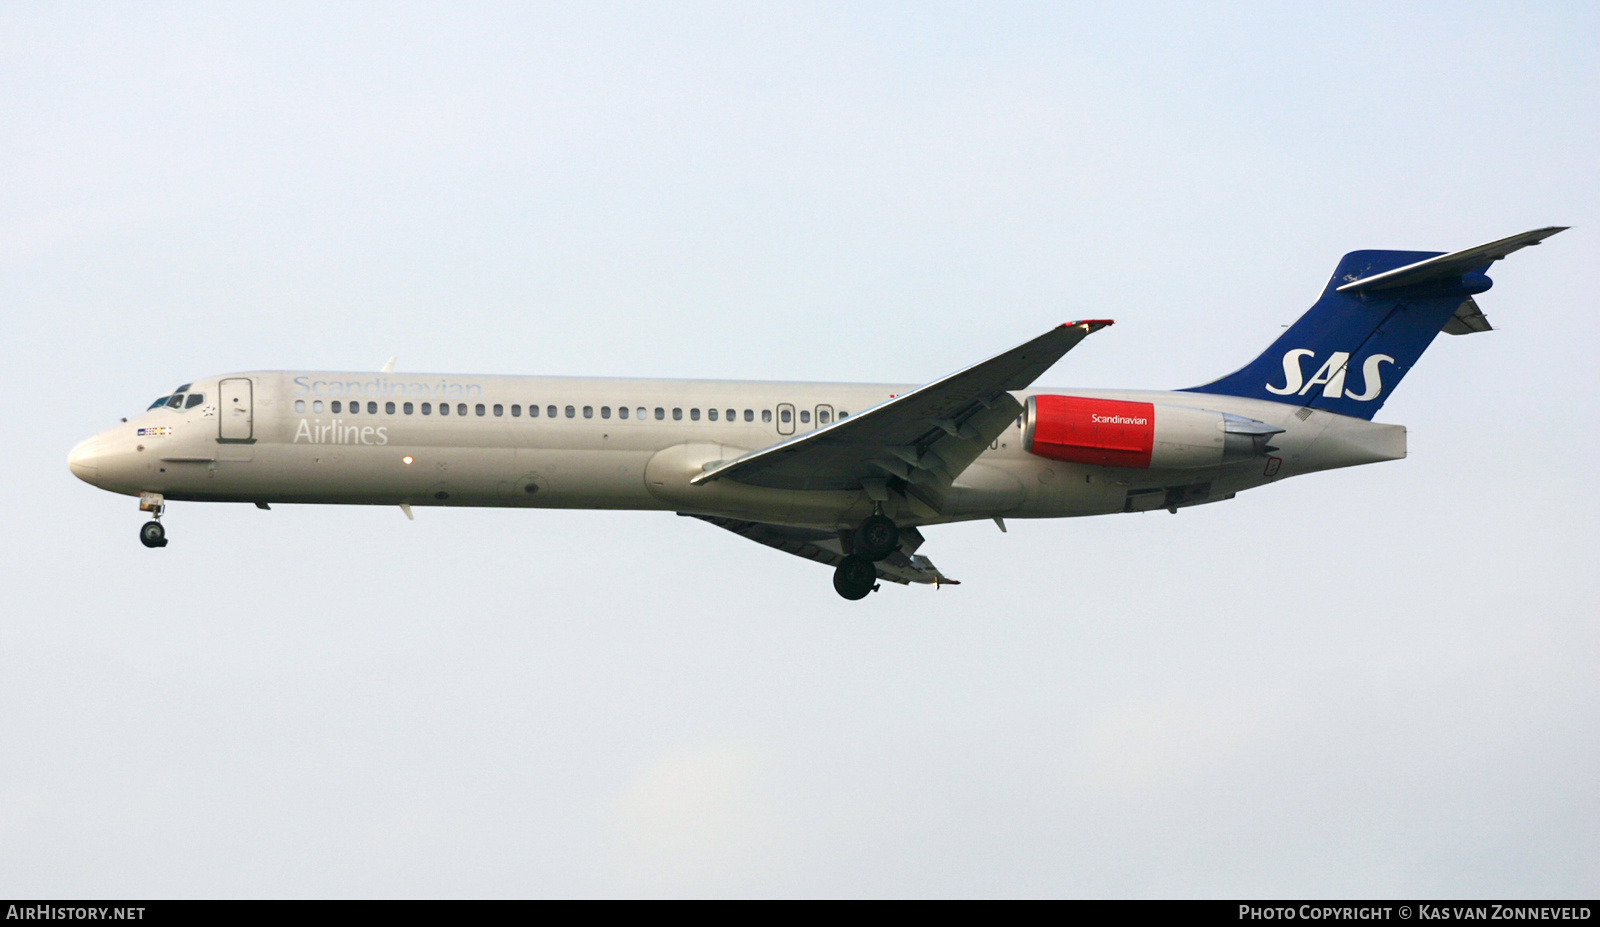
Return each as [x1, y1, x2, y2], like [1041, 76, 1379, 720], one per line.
[219, 378, 254, 442]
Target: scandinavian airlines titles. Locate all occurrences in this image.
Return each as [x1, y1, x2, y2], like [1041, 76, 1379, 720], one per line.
[292, 376, 483, 399]
[292, 419, 389, 445]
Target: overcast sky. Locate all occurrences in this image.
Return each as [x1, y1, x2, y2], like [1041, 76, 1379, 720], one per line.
[3, 1, 1596, 898]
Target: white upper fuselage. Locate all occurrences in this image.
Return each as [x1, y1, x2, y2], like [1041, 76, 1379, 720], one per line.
[68, 370, 1406, 530]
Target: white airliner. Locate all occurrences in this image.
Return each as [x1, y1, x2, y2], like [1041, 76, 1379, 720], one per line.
[69, 228, 1564, 599]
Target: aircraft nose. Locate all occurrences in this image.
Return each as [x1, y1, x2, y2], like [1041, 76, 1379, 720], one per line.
[68, 436, 101, 483]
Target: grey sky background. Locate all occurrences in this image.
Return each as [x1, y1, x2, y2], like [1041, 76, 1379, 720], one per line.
[3, 1, 1596, 898]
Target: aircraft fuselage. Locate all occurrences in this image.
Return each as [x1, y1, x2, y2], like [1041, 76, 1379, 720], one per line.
[69, 370, 1404, 531]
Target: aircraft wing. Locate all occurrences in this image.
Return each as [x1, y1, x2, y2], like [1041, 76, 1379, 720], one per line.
[690, 320, 1112, 512]
[682, 514, 959, 586]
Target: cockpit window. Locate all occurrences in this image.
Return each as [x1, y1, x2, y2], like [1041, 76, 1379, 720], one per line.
[147, 383, 202, 411]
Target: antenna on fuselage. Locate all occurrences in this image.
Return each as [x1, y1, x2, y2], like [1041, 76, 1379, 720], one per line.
[381, 356, 397, 373]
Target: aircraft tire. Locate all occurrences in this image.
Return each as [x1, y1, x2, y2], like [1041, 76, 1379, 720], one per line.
[833, 555, 878, 600]
[854, 515, 899, 561]
[139, 521, 167, 549]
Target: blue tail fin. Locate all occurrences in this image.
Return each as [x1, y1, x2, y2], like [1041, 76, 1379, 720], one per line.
[1184, 228, 1565, 420]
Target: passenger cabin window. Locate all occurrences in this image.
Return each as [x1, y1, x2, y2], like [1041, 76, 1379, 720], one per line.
[404, 402, 414, 414]
[493, 404, 503, 416]
[673, 408, 683, 421]
[780, 409, 792, 424]
[295, 400, 306, 413]
[690, 408, 700, 421]
[655, 408, 665, 420]
[386, 401, 396, 414]
[476, 403, 486, 416]
[601, 406, 611, 419]
[637, 407, 646, 420]
[565, 405, 575, 419]
[800, 410, 811, 424]
[745, 409, 754, 422]
[619, 407, 629, 420]
[708, 409, 717, 421]
[331, 401, 342, 413]
[762, 410, 772, 423]
[458, 403, 468, 416]
[818, 409, 831, 425]
[548, 405, 557, 418]
[726, 409, 735, 422]
[314, 401, 324, 413]
[368, 401, 377, 414]
[511, 404, 521, 417]
[583, 406, 593, 419]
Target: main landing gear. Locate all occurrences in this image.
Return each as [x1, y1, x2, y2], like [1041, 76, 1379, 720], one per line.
[832, 514, 902, 600]
[833, 556, 878, 600]
[138, 492, 168, 548]
[853, 514, 899, 561]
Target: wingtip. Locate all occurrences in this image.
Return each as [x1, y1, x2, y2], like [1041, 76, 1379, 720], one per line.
[1066, 319, 1115, 332]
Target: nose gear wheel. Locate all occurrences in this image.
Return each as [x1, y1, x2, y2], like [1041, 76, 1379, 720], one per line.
[139, 521, 167, 548]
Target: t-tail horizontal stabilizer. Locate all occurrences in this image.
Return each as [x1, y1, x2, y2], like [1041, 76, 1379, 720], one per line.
[1333, 227, 1566, 294]
[1184, 227, 1565, 420]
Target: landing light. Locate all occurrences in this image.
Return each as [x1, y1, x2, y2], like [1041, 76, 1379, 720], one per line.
[402, 456, 414, 465]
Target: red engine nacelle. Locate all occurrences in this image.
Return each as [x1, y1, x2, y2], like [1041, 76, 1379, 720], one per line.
[1025, 395, 1156, 467]
[1023, 395, 1281, 470]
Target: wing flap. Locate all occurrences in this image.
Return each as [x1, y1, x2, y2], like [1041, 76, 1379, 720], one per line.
[683, 514, 957, 586]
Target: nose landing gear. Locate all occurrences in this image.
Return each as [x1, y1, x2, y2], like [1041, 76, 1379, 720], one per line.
[139, 520, 167, 548]
[138, 492, 168, 548]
